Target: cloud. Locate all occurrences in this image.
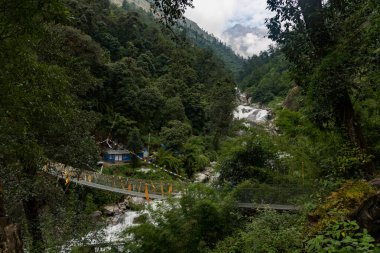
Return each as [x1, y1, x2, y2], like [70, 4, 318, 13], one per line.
[223, 31, 273, 58]
[185, 0, 237, 37]
[185, 0, 274, 56]
[231, 0, 271, 28]
[242, 33, 273, 56]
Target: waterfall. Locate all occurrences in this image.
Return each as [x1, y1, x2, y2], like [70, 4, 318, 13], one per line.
[234, 89, 270, 125]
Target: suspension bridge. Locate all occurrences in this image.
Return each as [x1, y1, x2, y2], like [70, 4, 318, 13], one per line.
[43, 163, 305, 211]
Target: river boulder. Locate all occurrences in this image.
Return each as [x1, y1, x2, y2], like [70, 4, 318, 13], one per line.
[102, 205, 121, 216]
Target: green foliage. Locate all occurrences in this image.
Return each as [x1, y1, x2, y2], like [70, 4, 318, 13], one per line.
[218, 133, 276, 184]
[266, 0, 380, 160]
[102, 163, 176, 180]
[240, 50, 292, 104]
[275, 110, 318, 138]
[39, 189, 110, 251]
[156, 149, 183, 174]
[101, 112, 136, 143]
[0, 0, 65, 41]
[71, 246, 96, 253]
[274, 109, 373, 179]
[84, 194, 98, 215]
[182, 136, 210, 177]
[162, 96, 187, 123]
[333, 145, 374, 178]
[212, 209, 304, 253]
[126, 128, 144, 167]
[152, 0, 193, 26]
[229, 181, 309, 205]
[160, 120, 192, 150]
[125, 184, 238, 253]
[206, 81, 236, 148]
[67, 0, 237, 145]
[182, 25, 244, 79]
[0, 1, 101, 250]
[305, 220, 377, 253]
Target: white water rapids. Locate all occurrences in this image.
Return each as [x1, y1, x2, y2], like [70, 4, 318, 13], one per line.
[233, 105, 269, 123]
[60, 199, 170, 252]
[233, 89, 270, 124]
[60, 204, 145, 252]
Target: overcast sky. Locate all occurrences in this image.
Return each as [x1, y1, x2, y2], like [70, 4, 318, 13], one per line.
[185, 0, 274, 56]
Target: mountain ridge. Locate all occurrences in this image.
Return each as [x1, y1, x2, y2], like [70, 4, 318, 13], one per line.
[110, 0, 244, 77]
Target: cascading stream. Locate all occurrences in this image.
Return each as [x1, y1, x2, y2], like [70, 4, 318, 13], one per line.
[233, 89, 270, 125]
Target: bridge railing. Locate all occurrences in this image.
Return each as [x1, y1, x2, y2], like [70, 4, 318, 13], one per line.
[45, 163, 313, 204]
[46, 163, 185, 196]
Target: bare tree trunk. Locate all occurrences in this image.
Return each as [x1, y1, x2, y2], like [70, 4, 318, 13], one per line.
[0, 182, 23, 253]
[335, 89, 365, 149]
[335, 89, 374, 174]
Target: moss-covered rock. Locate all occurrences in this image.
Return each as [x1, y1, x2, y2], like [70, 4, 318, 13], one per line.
[308, 180, 377, 234]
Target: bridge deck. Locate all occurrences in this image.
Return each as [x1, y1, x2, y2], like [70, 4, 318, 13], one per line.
[237, 203, 298, 211]
[67, 178, 298, 210]
[47, 163, 299, 210]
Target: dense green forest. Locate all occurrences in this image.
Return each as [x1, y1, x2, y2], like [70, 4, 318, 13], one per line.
[0, 0, 236, 251]
[1, 0, 379, 252]
[239, 48, 293, 105]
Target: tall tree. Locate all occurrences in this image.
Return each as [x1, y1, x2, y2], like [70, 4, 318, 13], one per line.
[207, 81, 236, 149]
[266, 0, 378, 161]
[126, 128, 144, 167]
[0, 1, 100, 251]
[152, 0, 194, 25]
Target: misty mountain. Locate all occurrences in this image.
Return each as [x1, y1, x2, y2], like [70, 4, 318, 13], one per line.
[179, 19, 244, 78]
[222, 24, 272, 58]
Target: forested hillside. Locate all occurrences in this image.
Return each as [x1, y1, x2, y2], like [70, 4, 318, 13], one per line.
[239, 48, 292, 105]
[0, 0, 236, 251]
[114, 0, 244, 78]
[122, 0, 380, 252]
[63, 0, 236, 139]
[181, 19, 244, 78]
[1, 0, 379, 252]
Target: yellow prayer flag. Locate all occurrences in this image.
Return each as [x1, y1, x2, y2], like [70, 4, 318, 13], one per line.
[168, 183, 173, 196]
[145, 183, 150, 203]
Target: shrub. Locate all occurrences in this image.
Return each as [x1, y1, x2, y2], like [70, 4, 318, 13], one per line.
[124, 184, 239, 253]
[212, 209, 304, 253]
[218, 134, 276, 184]
[305, 220, 378, 253]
